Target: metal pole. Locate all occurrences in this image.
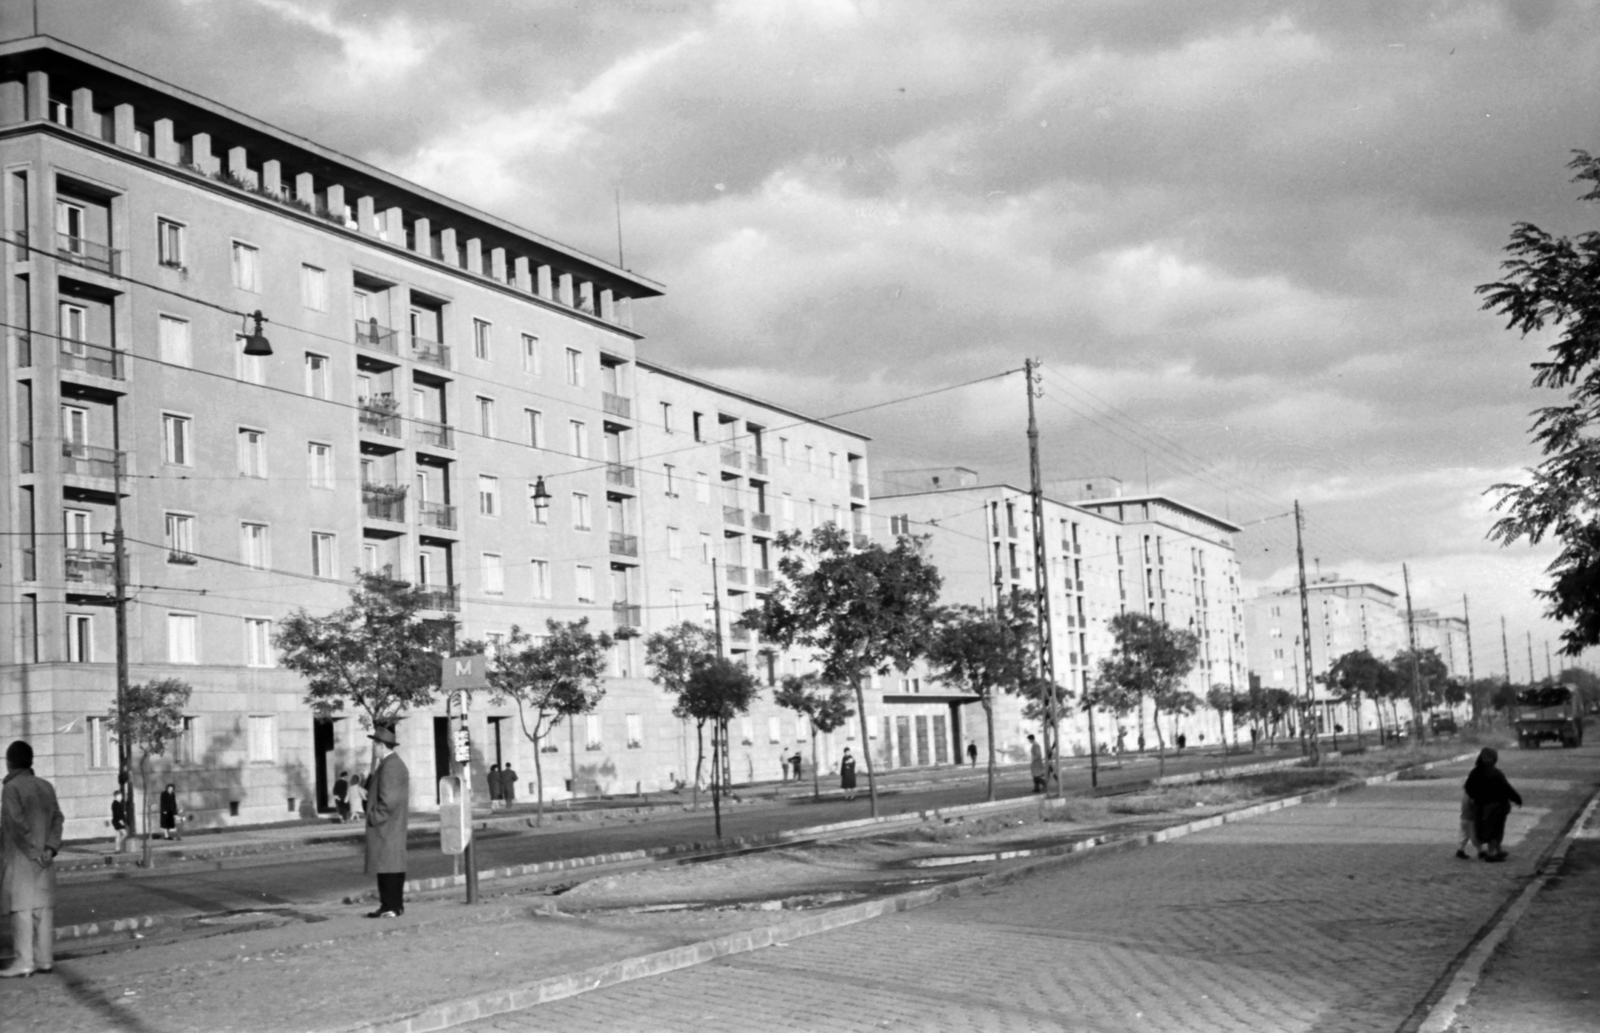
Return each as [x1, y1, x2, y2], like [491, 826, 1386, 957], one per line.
[1527, 631, 1537, 685]
[1463, 595, 1475, 683]
[111, 445, 133, 842]
[1501, 616, 1512, 685]
[1293, 501, 1317, 761]
[710, 559, 724, 838]
[1545, 640, 1554, 682]
[1403, 563, 1422, 736]
[448, 690, 477, 904]
[1024, 359, 1061, 796]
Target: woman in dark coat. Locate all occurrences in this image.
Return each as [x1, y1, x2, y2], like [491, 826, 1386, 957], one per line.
[159, 783, 179, 841]
[839, 748, 858, 801]
[1464, 747, 1522, 862]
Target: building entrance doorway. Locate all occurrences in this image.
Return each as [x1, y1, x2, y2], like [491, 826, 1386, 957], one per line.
[432, 716, 452, 803]
[313, 717, 337, 813]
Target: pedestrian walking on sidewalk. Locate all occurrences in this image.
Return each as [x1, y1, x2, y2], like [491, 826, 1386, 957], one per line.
[967, 741, 978, 768]
[790, 751, 803, 781]
[364, 724, 410, 918]
[487, 764, 502, 810]
[333, 771, 350, 823]
[159, 783, 180, 841]
[110, 788, 127, 853]
[1, 740, 64, 977]
[1465, 747, 1522, 863]
[840, 748, 858, 801]
[1455, 791, 1480, 860]
[349, 773, 366, 821]
[501, 764, 518, 807]
[1028, 735, 1046, 792]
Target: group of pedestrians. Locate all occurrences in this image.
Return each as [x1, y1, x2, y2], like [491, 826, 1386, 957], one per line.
[1458, 747, 1522, 863]
[487, 763, 519, 808]
[331, 771, 368, 823]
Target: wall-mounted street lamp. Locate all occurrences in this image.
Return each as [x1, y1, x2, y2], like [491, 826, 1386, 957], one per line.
[242, 310, 273, 356]
[531, 476, 551, 514]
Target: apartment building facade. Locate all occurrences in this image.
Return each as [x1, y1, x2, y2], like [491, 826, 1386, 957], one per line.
[0, 38, 869, 836]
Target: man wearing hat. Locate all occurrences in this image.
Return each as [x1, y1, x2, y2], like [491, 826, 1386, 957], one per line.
[1, 739, 64, 977]
[364, 723, 410, 918]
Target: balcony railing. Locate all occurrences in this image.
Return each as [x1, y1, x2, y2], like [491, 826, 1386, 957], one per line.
[65, 548, 116, 584]
[10, 229, 26, 262]
[606, 464, 636, 489]
[749, 512, 772, 533]
[60, 338, 123, 379]
[729, 624, 751, 644]
[61, 442, 121, 479]
[1009, 566, 1023, 580]
[612, 602, 642, 629]
[19, 440, 32, 474]
[725, 564, 748, 585]
[417, 500, 458, 531]
[412, 336, 451, 368]
[418, 585, 460, 612]
[602, 393, 633, 419]
[358, 398, 401, 438]
[719, 447, 742, 469]
[353, 319, 398, 355]
[747, 454, 769, 477]
[850, 482, 866, 499]
[609, 532, 639, 558]
[21, 547, 35, 581]
[853, 533, 871, 549]
[722, 506, 745, 526]
[57, 233, 121, 275]
[753, 568, 774, 590]
[414, 420, 454, 450]
[167, 550, 198, 565]
[362, 486, 407, 522]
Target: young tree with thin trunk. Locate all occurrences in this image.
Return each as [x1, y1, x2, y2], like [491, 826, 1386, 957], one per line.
[1328, 649, 1388, 749]
[743, 526, 943, 818]
[1206, 683, 1236, 755]
[110, 677, 192, 868]
[1095, 613, 1200, 776]
[677, 656, 760, 837]
[644, 621, 720, 807]
[773, 673, 855, 800]
[484, 619, 612, 825]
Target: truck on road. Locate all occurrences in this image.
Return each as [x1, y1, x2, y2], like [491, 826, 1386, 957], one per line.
[1514, 685, 1585, 749]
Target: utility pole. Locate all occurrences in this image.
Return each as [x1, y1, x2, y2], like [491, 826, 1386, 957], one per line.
[1293, 501, 1317, 761]
[1024, 359, 1061, 797]
[710, 558, 725, 838]
[1501, 616, 1512, 685]
[1402, 564, 1422, 736]
[1463, 595, 1475, 683]
[1527, 631, 1537, 686]
[108, 446, 133, 845]
[1545, 639, 1554, 682]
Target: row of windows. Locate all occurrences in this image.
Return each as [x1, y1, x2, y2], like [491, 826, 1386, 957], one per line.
[655, 406, 856, 479]
[83, 712, 275, 768]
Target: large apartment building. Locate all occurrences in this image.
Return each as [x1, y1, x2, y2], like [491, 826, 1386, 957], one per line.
[0, 38, 869, 836]
[872, 472, 1247, 762]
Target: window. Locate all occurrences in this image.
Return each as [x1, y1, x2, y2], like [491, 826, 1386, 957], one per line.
[525, 408, 544, 448]
[521, 334, 540, 374]
[482, 552, 504, 595]
[157, 218, 185, 268]
[569, 420, 588, 457]
[565, 348, 583, 386]
[829, 452, 840, 479]
[670, 588, 684, 621]
[67, 613, 92, 662]
[473, 319, 491, 360]
[247, 715, 275, 762]
[307, 442, 332, 488]
[667, 526, 682, 560]
[177, 716, 198, 766]
[236, 333, 266, 384]
[626, 713, 643, 749]
[768, 717, 781, 744]
[695, 471, 710, 504]
[311, 532, 336, 577]
[804, 445, 815, 472]
[167, 613, 198, 664]
[530, 559, 551, 599]
[692, 412, 704, 442]
[59, 302, 86, 347]
[62, 405, 87, 449]
[231, 241, 259, 291]
[663, 464, 677, 497]
[158, 315, 191, 367]
[575, 564, 595, 603]
[241, 522, 269, 569]
[779, 438, 790, 466]
[165, 512, 195, 561]
[700, 532, 712, 563]
[572, 492, 592, 531]
[301, 264, 326, 310]
[87, 716, 112, 768]
[63, 508, 90, 551]
[56, 198, 83, 240]
[477, 396, 495, 437]
[362, 542, 380, 573]
[584, 714, 603, 750]
[238, 428, 266, 477]
[162, 414, 191, 465]
[661, 402, 673, 432]
[889, 514, 910, 535]
[479, 475, 500, 516]
[527, 482, 549, 525]
[304, 353, 329, 398]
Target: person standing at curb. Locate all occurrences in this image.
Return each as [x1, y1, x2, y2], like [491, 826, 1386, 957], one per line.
[840, 747, 858, 801]
[364, 725, 409, 918]
[487, 764, 503, 810]
[110, 788, 127, 854]
[159, 783, 180, 841]
[349, 773, 366, 822]
[333, 771, 350, 823]
[502, 763, 517, 808]
[1, 740, 64, 978]
[1029, 734, 1046, 792]
[967, 741, 978, 768]
[1465, 747, 1522, 863]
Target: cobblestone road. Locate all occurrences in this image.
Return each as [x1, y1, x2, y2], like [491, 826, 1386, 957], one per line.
[467, 748, 1598, 1033]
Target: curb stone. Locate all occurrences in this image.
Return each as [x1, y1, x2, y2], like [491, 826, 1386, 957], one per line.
[323, 751, 1478, 1033]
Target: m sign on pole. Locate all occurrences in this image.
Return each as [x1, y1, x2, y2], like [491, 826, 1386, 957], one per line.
[440, 654, 487, 902]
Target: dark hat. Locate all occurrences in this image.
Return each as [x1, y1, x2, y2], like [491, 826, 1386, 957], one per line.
[369, 724, 399, 747]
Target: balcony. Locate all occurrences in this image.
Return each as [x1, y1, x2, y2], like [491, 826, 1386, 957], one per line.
[725, 564, 748, 586]
[747, 454, 769, 477]
[853, 533, 871, 549]
[414, 420, 454, 450]
[353, 319, 398, 355]
[60, 338, 123, 380]
[418, 585, 460, 612]
[1010, 566, 1023, 580]
[850, 482, 866, 499]
[65, 548, 115, 584]
[612, 602, 642, 630]
[602, 393, 633, 420]
[167, 550, 198, 566]
[61, 442, 120, 479]
[412, 336, 451, 368]
[417, 500, 458, 532]
[606, 464, 636, 489]
[57, 233, 120, 276]
[1007, 525, 1019, 539]
[19, 440, 32, 474]
[10, 228, 27, 262]
[21, 548, 35, 581]
[719, 447, 742, 469]
[729, 624, 752, 644]
[362, 485, 407, 522]
[749, 512, 772, 533]
[609, 532, 639, 558]
[358, 397, 401, 438]
[753, 568, 774, 590]
[722, 506, 745, 527]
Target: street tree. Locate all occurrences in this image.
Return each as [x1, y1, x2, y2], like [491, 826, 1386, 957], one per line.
[484, 619, 612, 825]
[677, 656, 760, 837]
[644, 621, 720, 806]
[1095, 613, 1200, 775]
[275, 570, 453, 762]
[1328, 649, 1388, 749]
[1393, 647, 1449, 732]
[743, 525, 943, 816]
[1479, 151, 1600, 653]
[110, 677, 192, 868]
[1205, 683, 1237, 754]
[772, 673, 855, 800]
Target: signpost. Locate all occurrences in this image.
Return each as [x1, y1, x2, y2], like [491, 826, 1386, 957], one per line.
[441, 654, 487, 903]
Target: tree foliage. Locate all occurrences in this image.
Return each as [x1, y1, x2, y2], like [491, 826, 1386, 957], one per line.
[111, 677, 192, 867]
[1479, 151, 1600, 653]
[679, 656, 760, 838]
[645, 621, 721, 799]
[1091, 612, 1199, 772]
[773, 673, 855, 800]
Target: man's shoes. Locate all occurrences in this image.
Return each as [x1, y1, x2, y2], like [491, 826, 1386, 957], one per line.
[366, 908, 403, 918]
[1455, 849, 1471, 859]
[0, 966, 36, 978]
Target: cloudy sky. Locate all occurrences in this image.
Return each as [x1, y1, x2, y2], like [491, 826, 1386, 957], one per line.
[27, 0, 1600, 674]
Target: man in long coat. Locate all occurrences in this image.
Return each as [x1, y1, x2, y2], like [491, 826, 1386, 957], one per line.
[364, 724, 410, 918]
[1, 740, 64, 976]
